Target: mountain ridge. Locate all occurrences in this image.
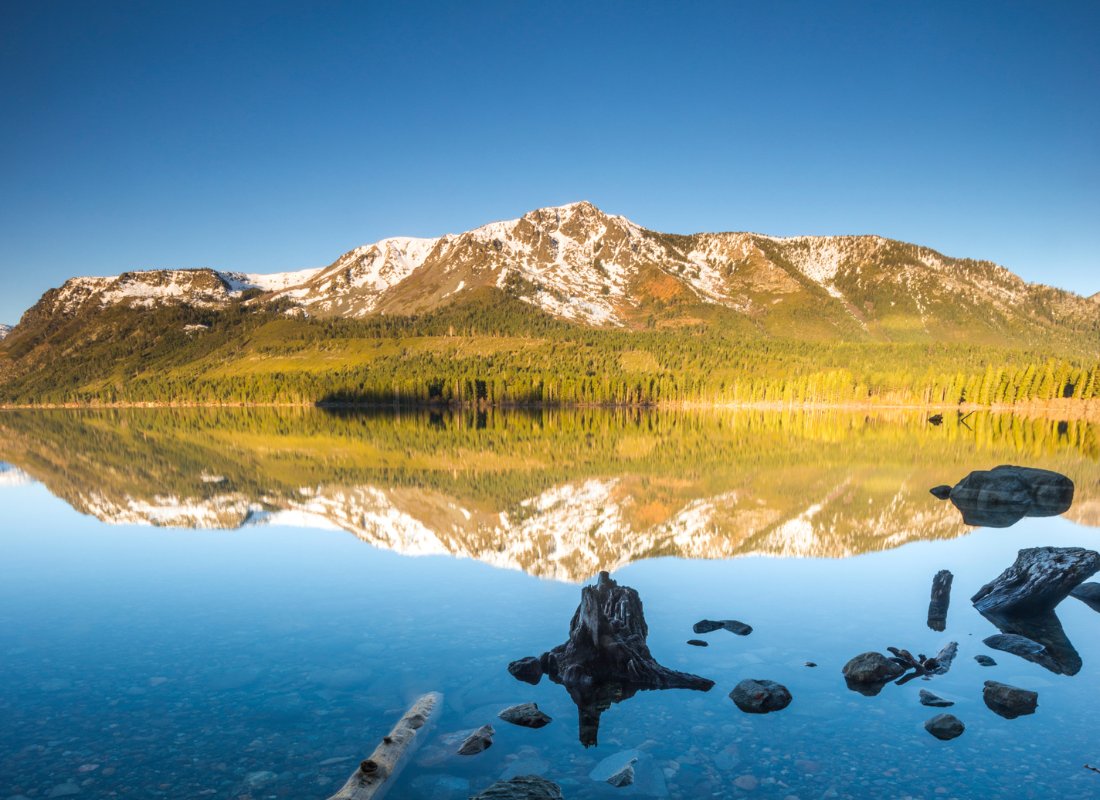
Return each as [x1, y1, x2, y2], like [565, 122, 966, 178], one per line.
[11, 201, 1097, 344]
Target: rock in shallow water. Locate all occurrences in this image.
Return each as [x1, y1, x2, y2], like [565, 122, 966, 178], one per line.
[470, 775, 563, 799]
[919, 689, 954, 708]
[729, 679, 793, 714]
[457, 724, 495, 755]
[842, 651, 905, 694]
[507, 657, 543, 685]
[498, 703, 552, 729]
[975, 654, 997, 666]
[693, 619, 752, 635]
[686, 639, 708, 647]
[924, 713, 965, 740]
[606, 760, 636, 787]
[983, 680, 1038, 719]
[929, 484, 952, 500]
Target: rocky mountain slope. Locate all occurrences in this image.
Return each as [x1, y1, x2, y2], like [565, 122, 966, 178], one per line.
[8, 202, 1097, 347]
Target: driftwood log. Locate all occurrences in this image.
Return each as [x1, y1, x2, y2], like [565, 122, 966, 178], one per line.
[327, 691, 442, 800]
[971, 547, 1100, 616]
[927, 569, 953, 631]
[509, 571, 713, 746]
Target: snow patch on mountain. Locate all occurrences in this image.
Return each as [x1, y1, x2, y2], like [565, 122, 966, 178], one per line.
[0, 324, 11, 340]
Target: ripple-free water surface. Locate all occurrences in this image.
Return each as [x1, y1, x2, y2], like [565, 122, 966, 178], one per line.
[1, 409, 1098, 799]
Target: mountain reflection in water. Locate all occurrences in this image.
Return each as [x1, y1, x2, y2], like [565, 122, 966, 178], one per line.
[1, 407, 1097, 581]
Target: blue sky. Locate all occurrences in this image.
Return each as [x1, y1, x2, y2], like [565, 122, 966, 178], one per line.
[1, 1, 1097, 324]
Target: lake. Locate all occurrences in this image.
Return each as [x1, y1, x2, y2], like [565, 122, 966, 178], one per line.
[1, 408, 1098, 799]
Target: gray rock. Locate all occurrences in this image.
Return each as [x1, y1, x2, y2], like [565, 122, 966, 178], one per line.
[498, 703, 552, 729]
[457, 724, 495, 755]
[983, 680, 1038, 719]
[693, 619, 752, 635]
[729, 679, 793, 714]
[606, 759, 636, 787]
[924, 713, 965, 740]
[507, 657, 543, 685]
[971, 546, 1100, 615]
[975, 654, 997, 666]
[47, 785, 80, 799]
[919, 689, 954, 708]
[948, 465, 1074, 527]
[842, 651, 905, 694]
[470, 775, 563, 799]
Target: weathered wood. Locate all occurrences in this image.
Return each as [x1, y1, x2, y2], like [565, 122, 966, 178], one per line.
[927, 569, 953, 631]
[327, 691, 442, 800]
[971, 547, 1100, 616]
[510, 571, 713, 746]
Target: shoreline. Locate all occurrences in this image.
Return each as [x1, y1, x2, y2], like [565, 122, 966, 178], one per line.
[1, 398, 1098, 420]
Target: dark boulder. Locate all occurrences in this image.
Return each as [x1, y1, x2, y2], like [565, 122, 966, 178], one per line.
[919, 689, 954, 708]
[508, 657, 543, 685]
[975, 655, 997, 666]
[842, 651, 905, 695]
[983, 680, 1038, 719]
[470, 775, 563, 799]
[498, 703, 551, 729]
[686, 639, 708, 647]
[929, 484, 952, 500]
[729, 679, 792, 714]
[971, 546, 1100, 616]
[924, 713, 965, 740]
[946, 465, 1073, 527]
[693, 619, 752, 636]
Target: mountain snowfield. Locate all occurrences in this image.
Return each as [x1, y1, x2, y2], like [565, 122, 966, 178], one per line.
[17, 201, 1095, 338]
[0, 324, 12, 340]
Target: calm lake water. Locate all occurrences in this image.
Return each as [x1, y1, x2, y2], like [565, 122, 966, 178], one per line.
[1, 408, 1098, 799]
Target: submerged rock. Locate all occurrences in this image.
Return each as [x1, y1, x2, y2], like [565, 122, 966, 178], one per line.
[975, 654, 997, 666]
[944, 465, 1074, 527]
[507, 657, 543, 685]
[983, 680, 1038, 719]
[606, 759, 636, 787]
[729, 679, 792, 713]
[498, 703, 552, 729]
[971, 546, 1100, 615]
[924, 713, 965, 740]
[842, 651, 905, 694]
[470, 775, 563, 799]
[919, 689, 954, 708]
[693, 619, 752, 635]
[457, 724, 495, 755]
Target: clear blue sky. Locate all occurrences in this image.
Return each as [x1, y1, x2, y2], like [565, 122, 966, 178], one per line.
[1, 0, 1097, 324]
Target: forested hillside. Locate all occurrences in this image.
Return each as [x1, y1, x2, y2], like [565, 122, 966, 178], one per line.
[1, 289, 1097, 407]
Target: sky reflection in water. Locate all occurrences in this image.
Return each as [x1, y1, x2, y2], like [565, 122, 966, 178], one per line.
[1, 410, 1099, 799]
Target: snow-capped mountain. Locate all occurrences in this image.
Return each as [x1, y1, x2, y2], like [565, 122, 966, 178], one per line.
[12, 201, 1096, 340]
[0, 324, 12, 340]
